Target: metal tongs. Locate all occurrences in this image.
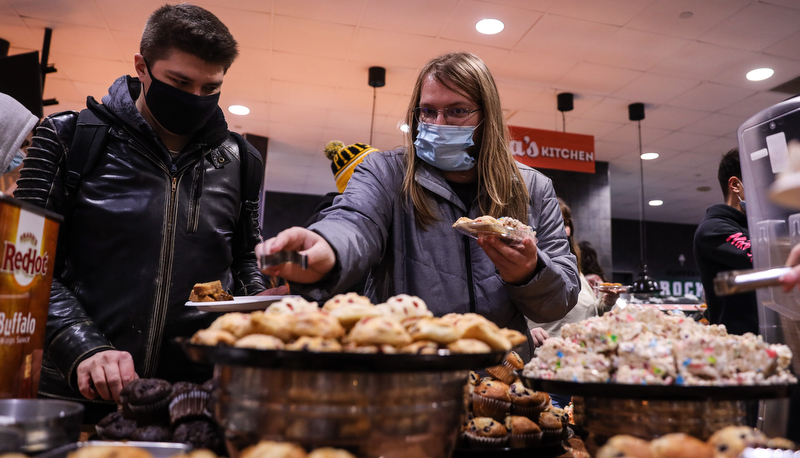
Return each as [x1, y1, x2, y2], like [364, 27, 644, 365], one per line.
[260, 251, 308, 270]
[713, 266, 792, 296]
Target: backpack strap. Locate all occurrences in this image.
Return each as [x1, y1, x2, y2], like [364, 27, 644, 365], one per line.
[65, 97, 113, 194]
[230, 132, 264, 204]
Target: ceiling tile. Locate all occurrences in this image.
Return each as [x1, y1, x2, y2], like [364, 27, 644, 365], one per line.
[625, 0, 750, 40]
[494, 49, 577, 86]
[547, 0, 650, 26]
[10, 0, 103, 26]
[222, 47, 272, 102]
[270, 52, 343, 87]
[96, 0, 164, 33]
[650, 41, 758, 81]
[23, 18, 124, 60]
[269, 80, 337, 108]
[194, 0, 272, 13]
[647, 131, 718, 152]
[207, 7, 271, 51]
[349, 28, 437, 68]
[360, 0, 459, 36]
[679, 112, 746, 137]
[612, 73, 700, 105]
[718, 91, 793, 118]
[482, 0, 557, 11]
[764, 29, 800, 61]
[556, 62, 641, 96]
[698, 2, 800, 52]
[642, 105, 708, 131]
[0, 13, 41, 50]
[273, 16, 355, 59]
[438, 0, 542, 50]
[666, 82, 752, 112]
[585, 27, 689, 72]
[513, 14, 618, 60]
[273, 0, 365, 25]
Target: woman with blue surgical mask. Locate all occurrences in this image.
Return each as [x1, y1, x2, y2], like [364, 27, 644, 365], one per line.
[256, 52, 579, 361]
[0, 93, 38, 193]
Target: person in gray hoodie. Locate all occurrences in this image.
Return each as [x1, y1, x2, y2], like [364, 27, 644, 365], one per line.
[258, 52, 579, 360]
[0, 92, 38, 178]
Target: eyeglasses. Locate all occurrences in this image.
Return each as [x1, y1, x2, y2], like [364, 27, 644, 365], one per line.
[413, 107, 481, 125]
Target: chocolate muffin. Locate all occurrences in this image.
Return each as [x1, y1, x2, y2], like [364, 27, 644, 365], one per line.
[169, 381, 211, 425]
[121, 378, 172, 425]
[172, 419, 223, 453]
[95, 411, 137, 440]
[130, 425, 172, 442]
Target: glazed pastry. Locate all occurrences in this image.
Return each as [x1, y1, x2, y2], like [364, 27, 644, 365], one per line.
[286, 336, 343, 352]
[239, 440, 307, 458]
[291, 310, 345, 339]
[501, 328, 528, 347]
[407, 317, 460, 344]
[250, 310, 296, 342]
[234, 334, 285, 350]
[400, 340, 440, 354]
[307, 448, 357, 458]
[650, 433, 714, 458]
[707, 426, 768, 458]
[190, 329, 237, 346]
[596, 434, 653, 458]
[208, 312, 254, 338]
[66, 447, 154, 458]
[375, 294, 433, 322]
[347, 316, 412, 347]
[266, 296, 319, 314]
[447, 338, 492, 354]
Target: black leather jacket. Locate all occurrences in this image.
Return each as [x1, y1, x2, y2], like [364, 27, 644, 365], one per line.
[14, 76, 266, 402]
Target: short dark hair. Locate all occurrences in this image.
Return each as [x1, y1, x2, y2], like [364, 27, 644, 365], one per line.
[140, 4, 239, 71]
[578, 240, 605, 281]
[718, 148, 741, 199]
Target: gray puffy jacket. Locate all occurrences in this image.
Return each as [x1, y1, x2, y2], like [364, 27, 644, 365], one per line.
[296, 148, 579, 360]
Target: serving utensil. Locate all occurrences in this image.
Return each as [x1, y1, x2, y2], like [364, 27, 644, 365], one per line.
[260, 251, 308, 270]
[713, 266, 792, 296]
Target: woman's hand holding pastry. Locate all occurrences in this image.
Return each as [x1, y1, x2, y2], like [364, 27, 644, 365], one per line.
[256, 227, 335, 283]
[477, 235, 538, 285]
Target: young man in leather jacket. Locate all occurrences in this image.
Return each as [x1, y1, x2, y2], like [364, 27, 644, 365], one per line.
[14, 4, 266, 418]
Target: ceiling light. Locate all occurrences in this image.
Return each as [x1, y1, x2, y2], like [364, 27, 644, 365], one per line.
[399, 123, 410, 133]
[228, 105, 250, 115]
[746, 68, 774, 82]
[640, 152, 659, 160]
[679, 11, 693, 19]
[476, 19, 504, 35]
[649, 199, 663, 206]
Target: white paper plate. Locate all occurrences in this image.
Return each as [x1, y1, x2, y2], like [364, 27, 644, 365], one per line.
[185, 295, 300, 312]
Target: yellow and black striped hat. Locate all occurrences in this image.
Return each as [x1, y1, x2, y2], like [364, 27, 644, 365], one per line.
[324, 140, 379, 193]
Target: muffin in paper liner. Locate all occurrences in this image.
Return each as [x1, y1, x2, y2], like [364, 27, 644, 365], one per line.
[509, 431, 544, 449]
[464, 417, 508, 449]
[170, 388, 212, 425]
[465, 433, 507, 449]
[472, 393, 511, 422]
[486, 351, 524, 384]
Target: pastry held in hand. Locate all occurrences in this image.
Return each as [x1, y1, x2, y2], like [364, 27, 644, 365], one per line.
[452, 215, 535, 246]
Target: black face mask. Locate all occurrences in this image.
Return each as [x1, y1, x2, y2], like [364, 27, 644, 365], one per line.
[143, 58, 220, 135]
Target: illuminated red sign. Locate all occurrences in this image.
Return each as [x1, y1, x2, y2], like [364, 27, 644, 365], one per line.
[509, 126, 595, 173]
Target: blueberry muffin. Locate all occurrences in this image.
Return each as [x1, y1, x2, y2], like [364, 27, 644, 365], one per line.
[472, 379, 511, 421]
[464, 417, 507, 449]
[486, 351, 524, 384]
[505, 415, 542, 448]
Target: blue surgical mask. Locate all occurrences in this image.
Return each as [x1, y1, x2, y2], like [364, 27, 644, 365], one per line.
[414, 122, 477, 172]
[4, 150, 25, 173]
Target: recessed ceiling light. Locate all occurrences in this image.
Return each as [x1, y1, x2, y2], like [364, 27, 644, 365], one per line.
[476, 19, 504, 35]
[679, 11, 693, 19]
[648, 199, 663, 207]
[640, 152, 659, 160]
[399, 123, 410, 133]
[746, 68, 774, 82]
[228, 105, 250, 115]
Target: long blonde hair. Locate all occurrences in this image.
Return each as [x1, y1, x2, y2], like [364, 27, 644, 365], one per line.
[402, 52, 529, 229]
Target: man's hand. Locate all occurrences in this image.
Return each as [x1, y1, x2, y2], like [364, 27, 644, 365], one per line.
[477, 236, 538, 285]
[781, 244, 800, 292]
[76, 350, 138, 403]
[530, 327, 549, 347]
[256, 227, 336, 283]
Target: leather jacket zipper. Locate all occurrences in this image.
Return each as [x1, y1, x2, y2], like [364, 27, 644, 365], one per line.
[142, 174, 180, 377]
[187, 165, 204, 234]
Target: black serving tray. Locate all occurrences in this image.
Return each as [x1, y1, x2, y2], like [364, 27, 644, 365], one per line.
[178, 337, 507, 372]
[452, 426, 573, 457]
[521, 376, 796, 400]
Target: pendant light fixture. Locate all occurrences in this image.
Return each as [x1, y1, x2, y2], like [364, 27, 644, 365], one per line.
[557, 92, 573, 133]
[367, 66, 386, 145]
[628, 102, 660, 295]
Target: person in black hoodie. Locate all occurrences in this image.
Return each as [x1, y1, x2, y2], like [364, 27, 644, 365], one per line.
[694, 148, 757, 336]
